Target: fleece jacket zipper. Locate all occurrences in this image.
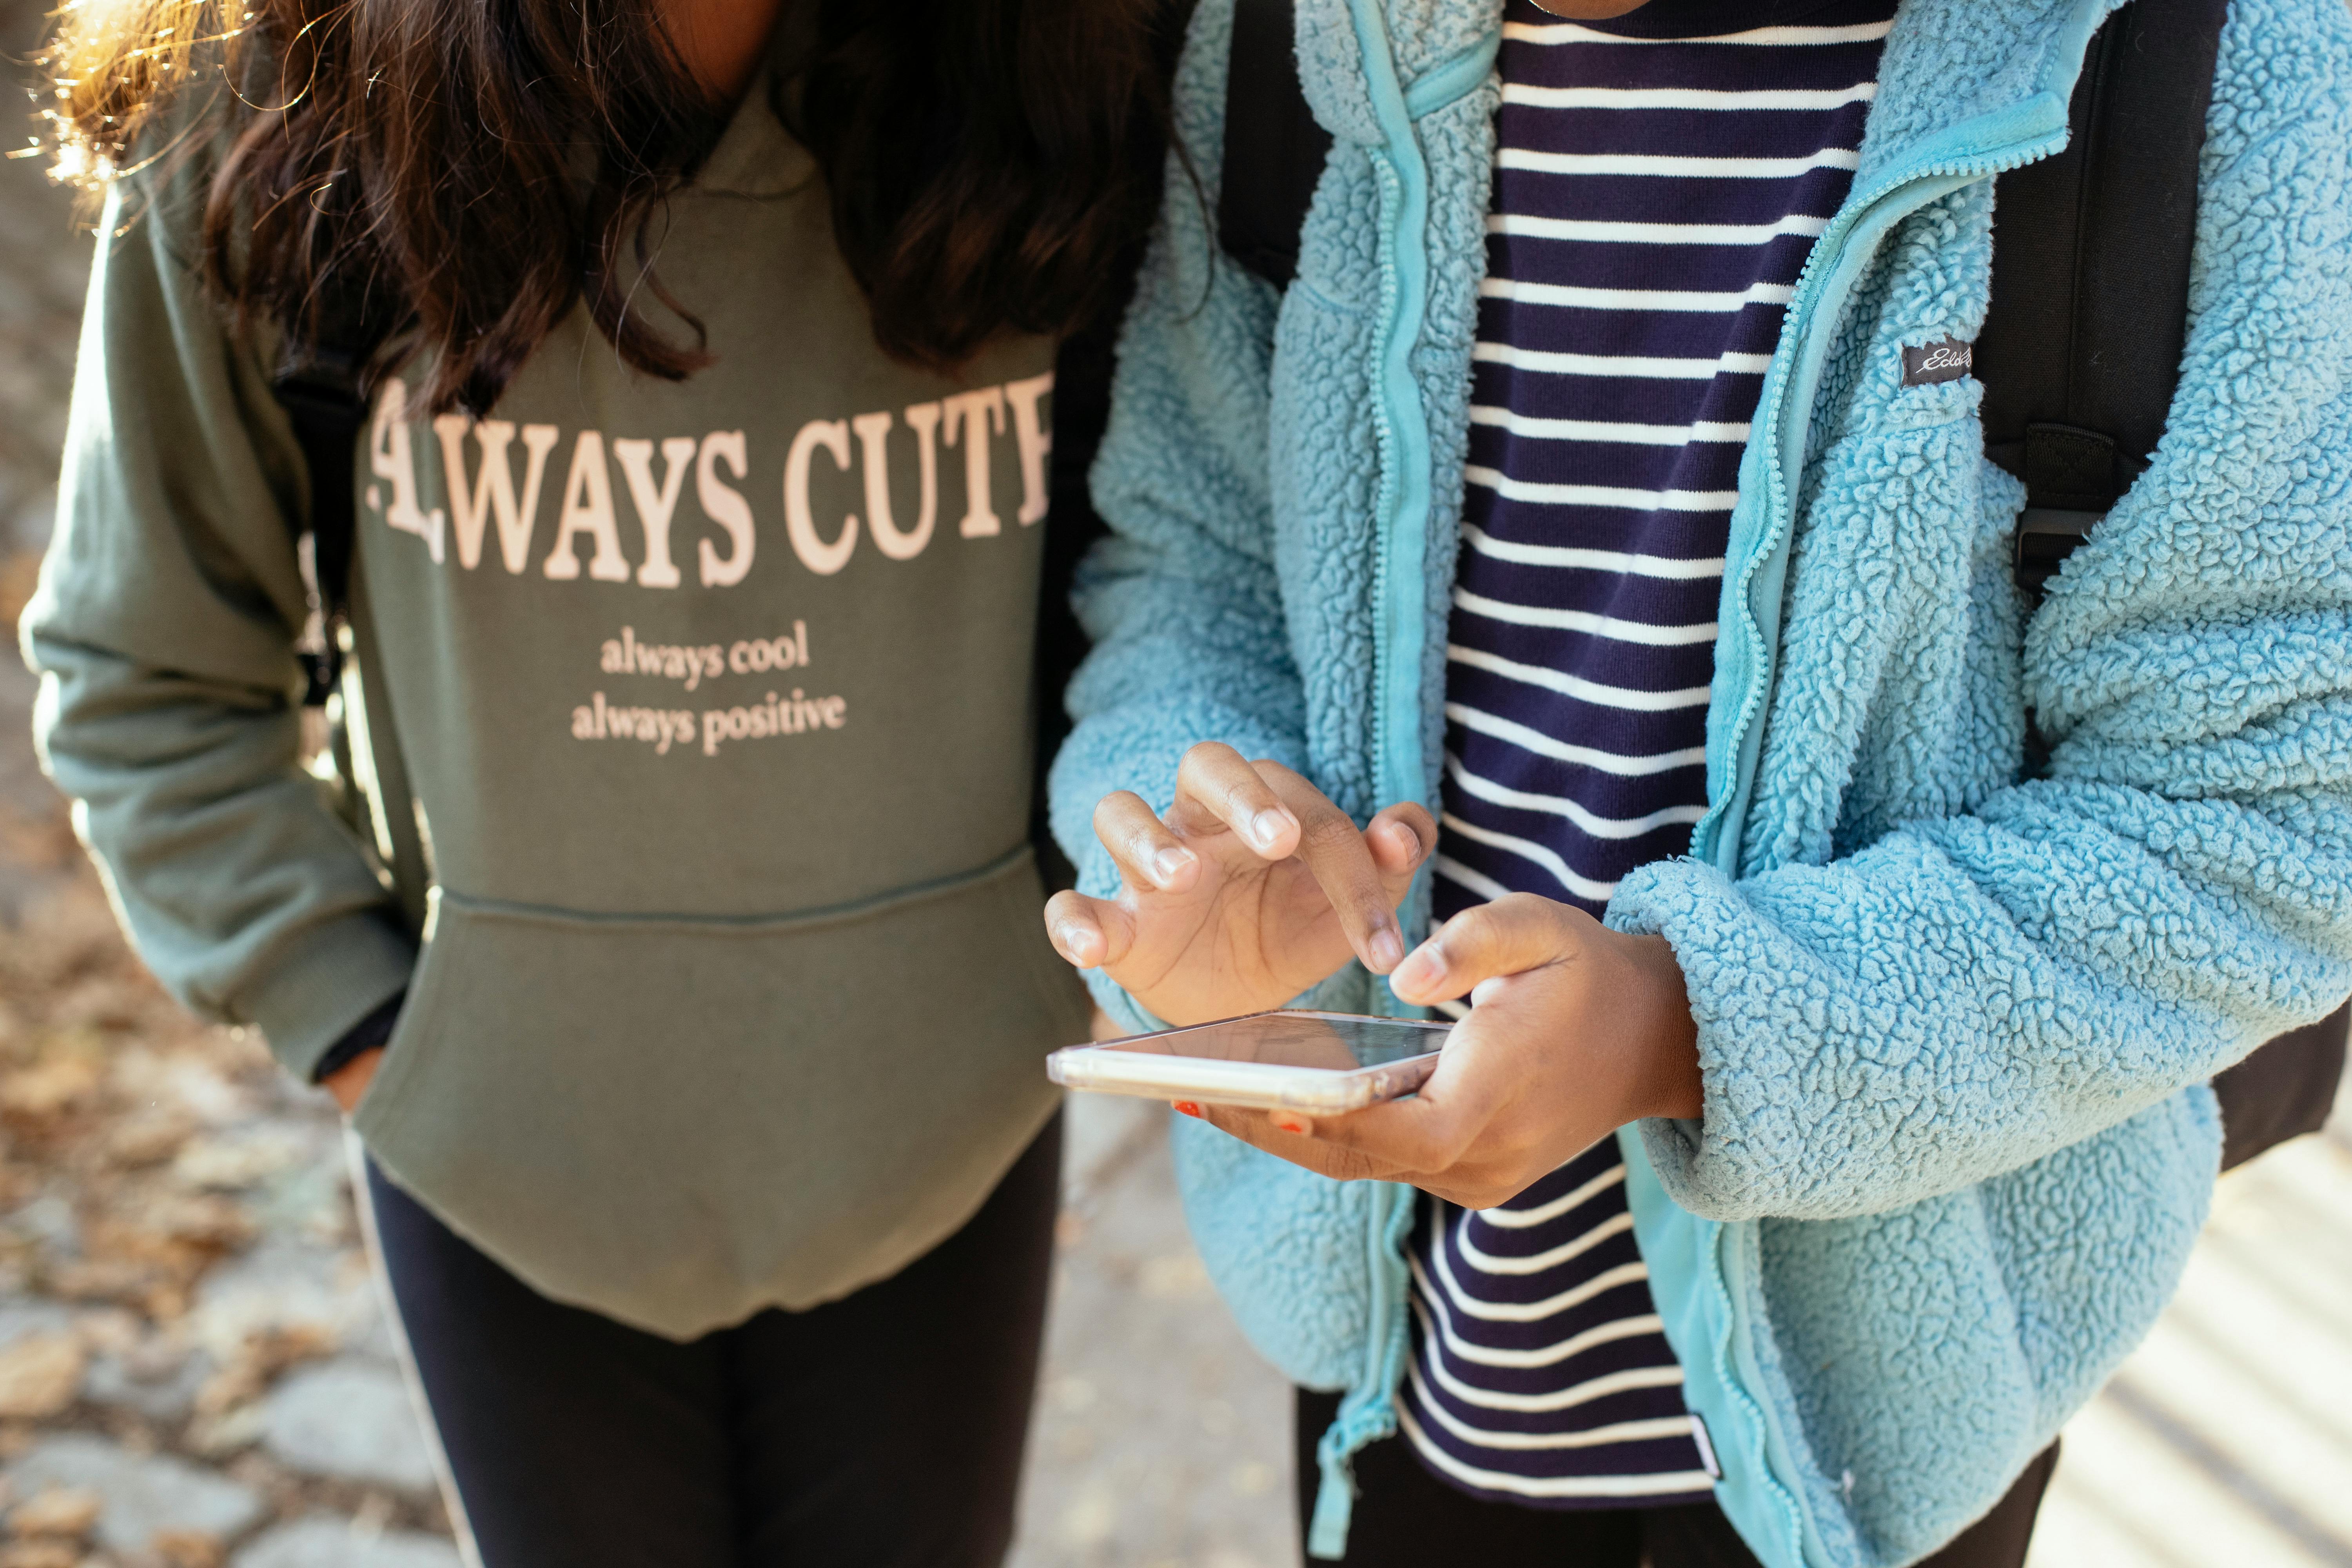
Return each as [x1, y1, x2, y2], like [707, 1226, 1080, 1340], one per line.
[1317, 2, 1501, 1557]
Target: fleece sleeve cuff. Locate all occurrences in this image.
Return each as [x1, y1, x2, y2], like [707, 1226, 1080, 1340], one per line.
[238, 909, 419, 1085]
[1606, 854, 1789, 1221]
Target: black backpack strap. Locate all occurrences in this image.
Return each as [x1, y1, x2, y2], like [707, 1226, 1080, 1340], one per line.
[271, 301, 431, 936]
[1218, 0, 1330, 289]
[1979, 0, 2229, 599]
[1977, 1, 2341, 1165]
[340, 551, 434, 937]
[1032, 0, 1203, 895]
[272, 340, 372, 706]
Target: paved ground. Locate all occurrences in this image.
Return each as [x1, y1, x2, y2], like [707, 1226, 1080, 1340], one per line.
[1011, 1100, 1290, 1568]
[0, 9, 2347, 1568]
[2025, 1102, 2352, 1568]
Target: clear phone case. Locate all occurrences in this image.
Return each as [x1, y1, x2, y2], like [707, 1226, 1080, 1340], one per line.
[1045, 1010, 1451, 1114]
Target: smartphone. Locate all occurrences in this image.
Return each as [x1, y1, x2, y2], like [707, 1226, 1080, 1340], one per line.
[1046, 1009, 1450, 1115]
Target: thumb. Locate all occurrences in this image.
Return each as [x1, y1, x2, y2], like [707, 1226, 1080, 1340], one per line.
[1388, 893, 1585, 1005]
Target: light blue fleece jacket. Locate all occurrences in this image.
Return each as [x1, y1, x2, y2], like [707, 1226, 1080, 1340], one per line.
[1048, 0, 2352, 1562]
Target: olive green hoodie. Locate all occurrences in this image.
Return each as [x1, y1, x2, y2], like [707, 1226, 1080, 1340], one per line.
[24, 51, 1085, 1337]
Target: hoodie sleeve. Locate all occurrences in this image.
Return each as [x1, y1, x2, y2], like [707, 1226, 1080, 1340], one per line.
[1611, 56, 2352, 1221]
[1045, 0, 1315, 1031]
[22, 171, 416, 1085]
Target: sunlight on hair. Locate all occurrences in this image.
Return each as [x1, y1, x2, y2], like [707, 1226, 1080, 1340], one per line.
[42, 0, 248, 187]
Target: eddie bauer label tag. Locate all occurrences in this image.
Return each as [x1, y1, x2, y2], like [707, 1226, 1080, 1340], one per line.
[1902, 338, 1975, 386]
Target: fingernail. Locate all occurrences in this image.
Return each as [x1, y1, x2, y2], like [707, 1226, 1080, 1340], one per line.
[1172, 1101, 1202, 1118]
[1251, 809, 1290, 851]
[1389, 820, 1425, 863]
[1392, 942, 1441, 993]
[1052, 924, 1093, 967]
[1270, 1111, 1312, 1136]
[1153, 846, 1194, 886]
[1367, 924, 1405, 973]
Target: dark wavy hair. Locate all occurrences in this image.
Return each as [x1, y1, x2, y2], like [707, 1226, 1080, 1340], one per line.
[47, 0, 1168, 415]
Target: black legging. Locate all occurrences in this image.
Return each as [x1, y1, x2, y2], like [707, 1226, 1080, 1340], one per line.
[1295, 1387, 2058, 1568]
[361, 1116, 1061, 1568]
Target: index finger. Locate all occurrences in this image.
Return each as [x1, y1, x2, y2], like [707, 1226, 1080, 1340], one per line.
[1252, 761, 1426, 975]
[1165, 742, 1301, 858]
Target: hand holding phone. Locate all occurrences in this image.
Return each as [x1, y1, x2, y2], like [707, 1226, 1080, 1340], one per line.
[1138, 895, 1702, 1212]
[1047, 1010, 1450, 1114]
[1041, 742, 1436, 1025]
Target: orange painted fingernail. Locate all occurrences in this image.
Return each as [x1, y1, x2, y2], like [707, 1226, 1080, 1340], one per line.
[1270, 1112, 1311, 1135]
[1172, 1101, 1202, 1118]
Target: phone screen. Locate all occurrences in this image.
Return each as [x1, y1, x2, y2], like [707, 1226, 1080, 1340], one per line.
[1092, 1012, 1450, 1072]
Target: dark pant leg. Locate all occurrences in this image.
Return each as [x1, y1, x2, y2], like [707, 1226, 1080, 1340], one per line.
[724, 1113, 1064, 1568]
[1292, 1387, 1644, 1567]
[1926, 1445, 2060, 1568]
[362, 1159, 735, 1568]
[1641, 1444, 2061, 1568]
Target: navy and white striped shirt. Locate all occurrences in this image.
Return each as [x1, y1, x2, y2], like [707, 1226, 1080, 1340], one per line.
[1404, 0, 1895, 1506]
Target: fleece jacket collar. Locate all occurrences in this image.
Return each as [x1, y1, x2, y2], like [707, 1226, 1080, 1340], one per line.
[1290, 0, 2120, 887]
[1293, 0, 2119, 158]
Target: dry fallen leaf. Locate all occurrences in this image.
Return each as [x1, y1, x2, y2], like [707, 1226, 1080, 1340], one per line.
[43, 1259, 153, 1308]
[102, 1112, 194, 1170]
[47, 978, 150, 1036]
[0, 1538, 80, 1568]
[169, 1132, 304, 1193]
[194, 1323, 335, 1417]
[150, 1530, 223, 1568]
[67, 1312, 138, 1361]
[183, 1401, 264, 1460]
[113, 1193, 254, 1253]
[0, 1057, 102, 1124]
[68, 1192, 257, 1313]
[0, 552, 40, 638]
[0, 1335, 85, 1420]
[7, 1485, 99, 1539]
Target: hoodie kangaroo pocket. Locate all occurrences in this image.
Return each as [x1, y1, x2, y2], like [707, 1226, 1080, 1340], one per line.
[352, 845, 1082, 1339]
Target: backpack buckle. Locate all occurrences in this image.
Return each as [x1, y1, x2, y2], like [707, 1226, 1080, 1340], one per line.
[2014, 507, 2105, 600]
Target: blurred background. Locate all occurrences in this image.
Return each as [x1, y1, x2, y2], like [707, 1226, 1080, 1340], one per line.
[0, 4, 2345, 1565]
